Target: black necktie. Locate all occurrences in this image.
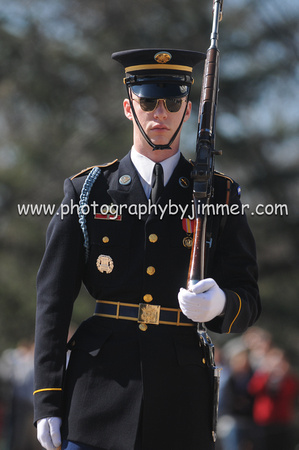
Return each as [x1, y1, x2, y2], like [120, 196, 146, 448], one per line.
[150, 163, 164, 203]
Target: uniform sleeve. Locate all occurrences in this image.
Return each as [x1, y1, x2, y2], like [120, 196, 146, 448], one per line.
[207, 181, 261, 334]
[33, 178, 85, 423]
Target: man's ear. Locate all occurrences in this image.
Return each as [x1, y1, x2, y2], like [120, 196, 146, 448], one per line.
[123, 98, 133, 121]
[183, 101, 192, 123]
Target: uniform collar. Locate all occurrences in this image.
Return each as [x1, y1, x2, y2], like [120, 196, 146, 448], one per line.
[130, 146, 181, 197]
[107, 152, 193, 221]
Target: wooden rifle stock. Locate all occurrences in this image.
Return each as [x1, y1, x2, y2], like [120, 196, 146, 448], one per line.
[186, 3, 224, 442]
[187, 0, 223, 290]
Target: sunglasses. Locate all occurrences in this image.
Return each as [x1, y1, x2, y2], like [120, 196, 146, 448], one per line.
[133, 97, 186, 113]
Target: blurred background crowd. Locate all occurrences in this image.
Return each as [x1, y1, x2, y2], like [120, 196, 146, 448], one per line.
[0, 326, 298, 450]
[215, 327, 299, 450]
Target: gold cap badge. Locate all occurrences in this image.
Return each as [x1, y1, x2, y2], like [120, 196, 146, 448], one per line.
[154, 51, 172, 64]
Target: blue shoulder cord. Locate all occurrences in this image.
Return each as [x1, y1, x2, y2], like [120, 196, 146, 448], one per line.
[78, 167, 101, 262]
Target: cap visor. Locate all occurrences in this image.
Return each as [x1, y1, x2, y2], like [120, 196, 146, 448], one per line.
[131, 83, 189, 98]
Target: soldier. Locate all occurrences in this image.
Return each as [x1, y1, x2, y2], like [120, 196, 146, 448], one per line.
[34, 49, 260, 450]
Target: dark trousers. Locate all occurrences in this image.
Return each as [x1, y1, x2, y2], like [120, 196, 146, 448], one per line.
[62, 439, 142, 450]
[61, 399, 143, 450]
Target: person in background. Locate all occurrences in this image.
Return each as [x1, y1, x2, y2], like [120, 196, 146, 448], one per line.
[248, 347, 299, 449]
[0, 341, 41, 450]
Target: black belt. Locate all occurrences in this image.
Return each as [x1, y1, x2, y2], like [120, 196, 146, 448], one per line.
[94, 300, 194, 329]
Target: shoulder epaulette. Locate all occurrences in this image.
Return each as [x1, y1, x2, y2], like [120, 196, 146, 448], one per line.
[214, 171, 236, 205]
[71, 159, 118, 180]
[214, 171, 234, 185]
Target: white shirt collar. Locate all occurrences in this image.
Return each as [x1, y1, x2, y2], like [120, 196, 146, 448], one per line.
[130, 146, 181, 191]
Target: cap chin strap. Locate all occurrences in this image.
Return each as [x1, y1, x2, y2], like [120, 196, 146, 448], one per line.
[127, 86, 189, 151]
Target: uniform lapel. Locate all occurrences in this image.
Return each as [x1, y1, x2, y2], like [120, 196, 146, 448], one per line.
[159, 154, 193, 215]
[107, 153, 148, 207]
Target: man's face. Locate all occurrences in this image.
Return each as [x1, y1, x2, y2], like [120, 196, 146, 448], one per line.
[123, 90, 192, 161]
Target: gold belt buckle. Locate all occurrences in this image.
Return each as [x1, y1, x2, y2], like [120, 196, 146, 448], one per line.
[138, 303, 161, 325]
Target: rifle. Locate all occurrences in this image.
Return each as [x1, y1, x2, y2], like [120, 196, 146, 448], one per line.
[187, 0, 224, 442]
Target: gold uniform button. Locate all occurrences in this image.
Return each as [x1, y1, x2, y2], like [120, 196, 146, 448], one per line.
[146, 266, 156, 276]
[148, 234, 158, 243]
[143, 294, 153, 303]
[139, 323, 148, 331]
[102, 236, 109, 244]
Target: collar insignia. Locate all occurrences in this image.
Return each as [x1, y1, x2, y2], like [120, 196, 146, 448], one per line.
[119, 175, 132, 186]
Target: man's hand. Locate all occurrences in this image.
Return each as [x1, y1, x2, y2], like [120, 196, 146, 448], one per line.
[37, 417, 62, 450]
[178, 278, 226, 323]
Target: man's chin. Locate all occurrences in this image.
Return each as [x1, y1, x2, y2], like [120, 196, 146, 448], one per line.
[149, 136, 171, 147]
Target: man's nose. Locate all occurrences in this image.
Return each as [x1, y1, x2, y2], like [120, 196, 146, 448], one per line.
[154, 100, 168, 117]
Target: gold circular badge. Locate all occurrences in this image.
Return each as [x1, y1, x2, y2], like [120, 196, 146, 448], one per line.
[154, 51, 172, 64]
[143, 294, 153, 303]
[146, 266, 156, 276]
[148, 234, 158, 243]
[96, 255, 114, 274]
[183, 236, 193, 249]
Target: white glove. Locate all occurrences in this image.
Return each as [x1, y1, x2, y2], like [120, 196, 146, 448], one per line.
[37, 417, 62, 450]
[178, 278, 226, 323]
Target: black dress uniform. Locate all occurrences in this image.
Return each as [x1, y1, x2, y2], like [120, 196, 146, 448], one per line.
[34, 151, 260, 450]
[34, 48, 260, 450]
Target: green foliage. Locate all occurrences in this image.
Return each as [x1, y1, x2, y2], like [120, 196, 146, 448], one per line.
[0, 0, 298, 365]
